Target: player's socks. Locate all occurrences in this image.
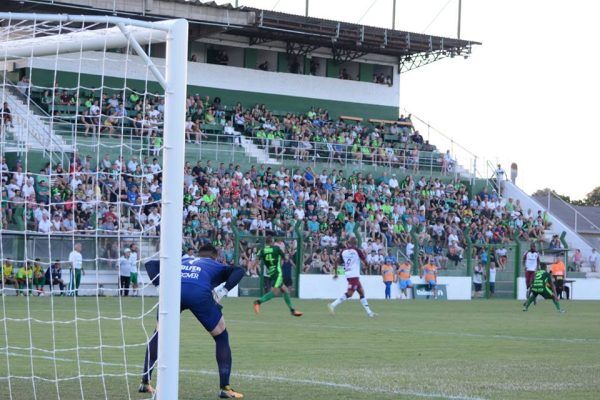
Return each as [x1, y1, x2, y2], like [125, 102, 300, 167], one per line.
[330, 296, 346, 309]
[552, 299, 561, 311]
[213, 330, 232, 389]
[360, 297, 374, 316]
[523, 295, 535, 310]
[142, 330, 158, 384]
[283, 292, 294, 311]
[257, 291, 275, 304]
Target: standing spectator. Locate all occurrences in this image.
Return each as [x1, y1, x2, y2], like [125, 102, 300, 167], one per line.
[129, 243, 140, 296]
[571, 249, 583, 271]
[495, 164, 506, 195]
[0, 102, 13, 129]
[67, 243, 84, 296]
[381, 259, 394, 300]
[489, 262, 496, 297]
[588, 248, 598, 272]
[510, 162, 518, 184]
[495, 246, 508, 270]
[118, 248, 132, 297]
[472, 262, 485, 298]
[522, 243, 540, 295]
[550, 256, 568, 300]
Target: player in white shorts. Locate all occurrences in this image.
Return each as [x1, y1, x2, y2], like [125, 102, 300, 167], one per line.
[328, 236, 376, 317]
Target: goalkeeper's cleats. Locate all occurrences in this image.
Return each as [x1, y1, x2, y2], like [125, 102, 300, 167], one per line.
[253, 301, 261, 314]
[291, 310, 303, 317]
[138, 382, 155, 394]
[219, 385, 244, 398]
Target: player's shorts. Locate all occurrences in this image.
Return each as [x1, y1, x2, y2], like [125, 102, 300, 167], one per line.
[33, 276, 45, 286]
[180, 283, 222, 332]
[130, 272, 138, 285]
[532, 288, 554, 300]
[399, 279, 413, 290]
[347, 277, 363, 291]
[269, 269, 284, 289]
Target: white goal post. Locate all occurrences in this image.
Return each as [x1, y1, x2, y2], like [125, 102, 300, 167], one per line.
[0, 13, 187, 400]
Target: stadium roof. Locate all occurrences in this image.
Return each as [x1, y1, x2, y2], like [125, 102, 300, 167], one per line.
[8, 0, 480, 72]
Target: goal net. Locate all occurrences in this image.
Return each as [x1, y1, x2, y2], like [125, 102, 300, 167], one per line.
[0, 13, 187, 399]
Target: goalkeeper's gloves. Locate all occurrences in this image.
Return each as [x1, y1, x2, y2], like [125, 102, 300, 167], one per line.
[214, 287, 229, 303]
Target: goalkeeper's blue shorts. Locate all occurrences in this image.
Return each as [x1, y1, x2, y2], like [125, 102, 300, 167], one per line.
[180, 283, 223, 332]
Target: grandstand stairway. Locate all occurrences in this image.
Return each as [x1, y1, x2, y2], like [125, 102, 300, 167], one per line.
[240, 136, 279, 165]
[0, 86, 73, 159]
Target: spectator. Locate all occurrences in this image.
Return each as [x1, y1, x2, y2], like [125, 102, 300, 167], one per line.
[588, 248, 598, 272]
[47, 260, 65, 295]
[472, 262, 485, 298]
[118, 248, 132, 297]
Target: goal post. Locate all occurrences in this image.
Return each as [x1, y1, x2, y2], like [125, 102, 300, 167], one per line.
[0, 12, 187, 400]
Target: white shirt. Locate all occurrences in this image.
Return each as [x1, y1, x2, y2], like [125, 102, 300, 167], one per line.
[128, 252, 138, 274]
[341, 247, 364, 278]
[38, 218, 53, 233]
[406, 242, 415, 258]
[69, 250, 83, 270]
[524, 251, 539, 271]
[489, 267, 497, 283]
[388, 177, 399, 188]
[118, 256, 132, 277]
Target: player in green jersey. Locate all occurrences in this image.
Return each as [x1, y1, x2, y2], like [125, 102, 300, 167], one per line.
[523, 264, 564, 313]
[253, 236, 303, 317]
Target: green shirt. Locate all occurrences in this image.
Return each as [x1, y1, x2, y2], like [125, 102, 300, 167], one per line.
[531, 270, 552, 293]
[258, 245, 284, 275]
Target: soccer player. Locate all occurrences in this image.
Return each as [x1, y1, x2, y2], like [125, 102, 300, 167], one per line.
[523, 243, 539, 293]
[16, 262, 33, 296]
[2, 258, 18, 294]
[32, 259, 45, 296]
[328, 236, 376, 317]
[129, 243, 140, 296]
[253, 236, 303, 317]
[421, 258, 438, 299]
[523, 264, 564, 313]
[381, 258, 394, 299]
[397, 261, 413, 299]
[140, 244, 245, 398]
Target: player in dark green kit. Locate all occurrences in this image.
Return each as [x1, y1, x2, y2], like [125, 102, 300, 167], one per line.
[253, 237, 303, 317]
[523, 264, 564, 313]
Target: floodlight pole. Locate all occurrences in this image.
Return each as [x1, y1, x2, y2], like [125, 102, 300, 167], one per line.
[156, 18, 188, 400]
[457, 0, 462, 39]
[392, 0, 396, 30]
[305, 0, 309, 17]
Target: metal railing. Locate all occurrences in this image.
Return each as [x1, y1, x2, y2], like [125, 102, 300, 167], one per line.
[543, 191, 600, 234]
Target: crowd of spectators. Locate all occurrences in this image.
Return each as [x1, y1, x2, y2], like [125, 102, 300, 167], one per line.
[1, 143, 557, 277]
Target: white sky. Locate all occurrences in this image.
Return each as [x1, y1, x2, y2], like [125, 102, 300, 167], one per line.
[217, 0, 600, 200]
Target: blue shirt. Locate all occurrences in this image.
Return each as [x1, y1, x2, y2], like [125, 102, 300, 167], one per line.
[180, 257, 229, 292]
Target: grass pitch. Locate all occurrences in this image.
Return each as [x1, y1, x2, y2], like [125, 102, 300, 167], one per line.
[0, 296, 599, 400]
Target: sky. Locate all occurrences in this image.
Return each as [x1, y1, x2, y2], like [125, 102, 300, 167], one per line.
[215, 0, 600, 200]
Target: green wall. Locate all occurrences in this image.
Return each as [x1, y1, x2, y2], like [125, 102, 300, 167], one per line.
[359, 63, 374, 82]
[29, 68, 399, 120]
[244, 48, 257, 69]
[277, 53, 288, 73]
[326, 60, 340, 78]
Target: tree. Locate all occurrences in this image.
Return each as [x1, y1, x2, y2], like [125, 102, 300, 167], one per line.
[531, 188, 572, 204]
[582, 186, 600, 207]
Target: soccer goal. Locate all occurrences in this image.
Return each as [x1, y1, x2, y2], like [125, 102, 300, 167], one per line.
[0, 13, 187, 399]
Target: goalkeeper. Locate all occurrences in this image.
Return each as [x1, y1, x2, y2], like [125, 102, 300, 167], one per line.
[141, 244, 245, 398]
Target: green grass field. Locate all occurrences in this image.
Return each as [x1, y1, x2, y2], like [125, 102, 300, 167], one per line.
[0, 297, 599, 400]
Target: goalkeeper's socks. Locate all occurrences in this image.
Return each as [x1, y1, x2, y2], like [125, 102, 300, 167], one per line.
[257, 291, 275, 304]
[142, 330, 158, 384]
[213, 330, 232, 389]
[360, 298, 374, 316]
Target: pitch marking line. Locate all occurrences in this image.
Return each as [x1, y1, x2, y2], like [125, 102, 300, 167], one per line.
[3, 352, 485, 400]
[227, 318, 600, 344]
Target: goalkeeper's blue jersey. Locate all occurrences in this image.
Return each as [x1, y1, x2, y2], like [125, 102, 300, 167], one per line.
[180, 257, 229, 292]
